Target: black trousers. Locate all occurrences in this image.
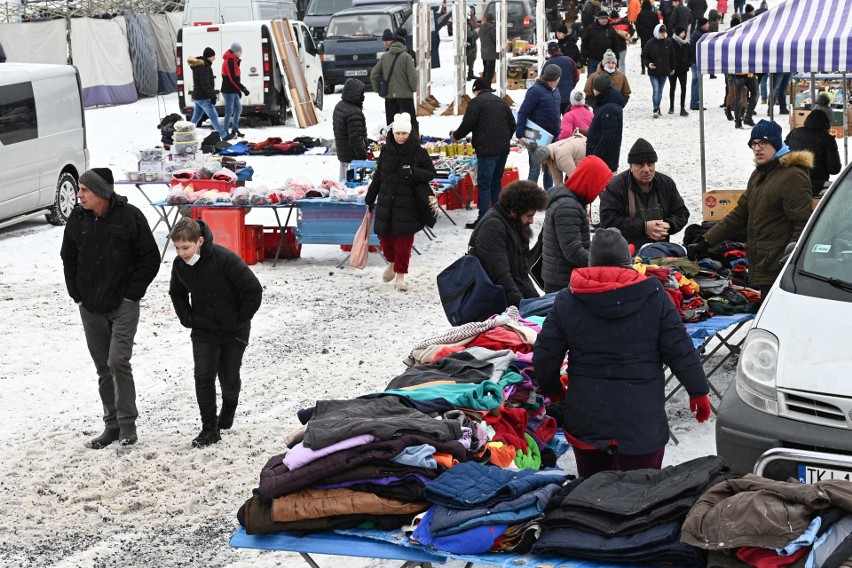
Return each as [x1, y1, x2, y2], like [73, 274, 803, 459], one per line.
[384, 98, 419, 133]
[733, 75, 759, 122]
[192, 332, 248, 426]
[669, 71, 688, 110]
[482, 60, 496, 84]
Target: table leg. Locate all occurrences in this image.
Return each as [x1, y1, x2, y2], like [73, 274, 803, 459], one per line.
[435, 195, 456, 226]
[155, 205, 181, 261]
[272, 207, 294, 267]
[298, 552, 322, 568]
[137, 183, 170, 233]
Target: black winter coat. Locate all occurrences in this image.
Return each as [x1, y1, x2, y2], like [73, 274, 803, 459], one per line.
[190, 56, 217, 102]
[581, 22, 619, 64]
[541, 185, 590, 289]
[636, 6, 659, 42]
[169, 221, 262, 341]
[533, 267, 707, 455]
[669, 4, 692, 31]
[332, 79, 368, 163]
[60, 196, 160, 314]
[689, 28, 705, 65]
[642, 36, 676, 77]
[785, 110, 842, 194]
[671, 36, 691, 75]
[452, 91, 516, 158]
[365, 134, 436, 237]
[586, 88, 625, 172]
[469, 203, 539, 307]
[598, 169, 690, 248]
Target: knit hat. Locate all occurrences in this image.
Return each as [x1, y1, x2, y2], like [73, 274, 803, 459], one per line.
[79, 168, 115, 200]
[541, 64, 562, 82]
[382, 28, 394, 41]
[596, 10, 610, 18]
[547, 41, 560, 54]
[230, 42, 242, 53]
[697, 17, 709, 27]
[610, 10, 620, 19]
[589, 228, 632, 267]
[557, 24, 569, 34]
[570, 89, 585, 106]
[392, 112, 412, 134]
[602, 49, 618, 65]
[592, 73, 612, 94]
[203, 47, 215, 59]
[627, 138, 658, 164]
[748, 119, 783, 151]
[528, 141, 551, 165]
[472, 76, 494, 93]
[566, 155, 613, 203]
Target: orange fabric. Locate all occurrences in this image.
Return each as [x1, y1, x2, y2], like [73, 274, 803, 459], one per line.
[434, 452, 460, 469]
[432, 345, 467, 361]
[628, 0, 641, 22]
[569, 266, 647, 294]
[486, 441, 518, 467]
[467, 327, 533, 354]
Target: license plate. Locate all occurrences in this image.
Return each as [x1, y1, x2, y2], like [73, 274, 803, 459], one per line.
[798, 464, 852, 483]
[344, 69, 368, 77]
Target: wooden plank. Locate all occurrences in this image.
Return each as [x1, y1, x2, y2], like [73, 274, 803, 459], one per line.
[269, 19, 318, 128]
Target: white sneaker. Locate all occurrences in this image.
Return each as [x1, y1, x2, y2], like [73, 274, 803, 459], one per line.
[395, 274, 408, 292]
[382, 262, 395, 282]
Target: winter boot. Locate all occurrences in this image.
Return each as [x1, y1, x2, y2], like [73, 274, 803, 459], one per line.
[118, 423, 137, 446]
[382, 262, 396, 283]
[653, 108, 661, 118]
[735, 120, 744, 129]
[668, 106, 675, 114]
[193, 399, 221, 448]
[743, 115, 756, 127]
[724, 106, 734, 121]
[88, 428, 120, 450]
[680, 107, 690, 117]
[395, 273, 408, 292]
[192, 427, 221, 448]
[218, 398, 238, 430]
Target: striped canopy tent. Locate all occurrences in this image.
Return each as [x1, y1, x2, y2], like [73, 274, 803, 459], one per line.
[697, 0, 852, 74]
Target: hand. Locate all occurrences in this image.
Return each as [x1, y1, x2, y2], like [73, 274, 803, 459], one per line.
[123, 298, 135, 303]
[687, 240, 711, 261]
[77, 301, 83, 306]
[517, 137, 529, 146]
[400, 165, 413, 180]
[242, 88, 250, 96]
[644, 220, 670, 241]
[449, 131, 456, 143]
[648, 63, 656, 69]
[690, 395, 712, 423]
[669, 70, 675, 76]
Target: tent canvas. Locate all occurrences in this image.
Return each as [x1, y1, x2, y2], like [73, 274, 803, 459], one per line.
[149, 13, 179, 94]
[0, 20, 67, 64]
[71, 17, 138, 108]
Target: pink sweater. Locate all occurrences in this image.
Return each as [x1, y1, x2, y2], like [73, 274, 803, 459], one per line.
[558, 106, 594, 140]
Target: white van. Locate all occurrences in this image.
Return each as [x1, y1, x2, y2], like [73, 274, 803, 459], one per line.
[182, 0, 298, 26]
[177, 20, 324, 125]
[0, 63, 88, 230]
[716, 162, 852, 480]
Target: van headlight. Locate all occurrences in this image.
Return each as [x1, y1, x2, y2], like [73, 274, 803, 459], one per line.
[376, 52, 386, 59]
[735, 328, 779, 415]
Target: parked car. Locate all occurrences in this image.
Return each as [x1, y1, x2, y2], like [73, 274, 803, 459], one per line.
[177, 20, 325, 126]
[484, 0, 536, 43]
[317, 2, 412, 94]
[182, 0, 298, 26]
[304, 0, 354, 41]
[716, 162, 852, 481]
[0, 63, 88, 230]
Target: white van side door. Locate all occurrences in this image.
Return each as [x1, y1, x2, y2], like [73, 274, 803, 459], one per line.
[220, 0, 253, 22]
[294, 21, 321, 101]
[0, 76, 39, 217]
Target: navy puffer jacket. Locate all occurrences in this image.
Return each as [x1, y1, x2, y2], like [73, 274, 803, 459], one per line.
[516, 80, 561, 139]
[586, 88, 625, 171]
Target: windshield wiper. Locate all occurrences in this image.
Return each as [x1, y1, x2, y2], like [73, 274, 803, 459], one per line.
[797, 269, 852, 293]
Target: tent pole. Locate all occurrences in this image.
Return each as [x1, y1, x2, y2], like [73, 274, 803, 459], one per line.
[699, 75, 706, 194]
[844, 72, 849, 166]
[497, 0, 507, 99]
[768, 73, 774, 122]
[536, 0, 545, 72]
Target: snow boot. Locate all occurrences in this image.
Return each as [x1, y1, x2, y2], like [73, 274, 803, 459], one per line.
[193, 400, 221, 448]
[743, 116, 756, 127]
[680, 107, 690, 117]
[88, 428, 120, 450]
[218, 398, 238, 431]
[192, 427, 221, 448]
[395, 273, 408, 292]
[668, 106, 675, 114]
[382, 262, 396, 283]
[118, 423, 137, 446]
[735, 120, 744, 129]
[724, 106, 734, 121]
[653, 108, 661, 118]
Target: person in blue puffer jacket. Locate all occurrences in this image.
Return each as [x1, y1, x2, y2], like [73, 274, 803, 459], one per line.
[586, 73, 626, 172]
[516, 65, 562, 190]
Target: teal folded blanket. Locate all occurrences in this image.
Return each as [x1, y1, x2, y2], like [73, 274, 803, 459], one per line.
[380, 380, 504, 411]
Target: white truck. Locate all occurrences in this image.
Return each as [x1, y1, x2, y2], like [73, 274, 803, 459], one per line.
[177, 20, 325, 126]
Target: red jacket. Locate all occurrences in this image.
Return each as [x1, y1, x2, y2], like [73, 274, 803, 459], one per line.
[221, 49, 247, 95]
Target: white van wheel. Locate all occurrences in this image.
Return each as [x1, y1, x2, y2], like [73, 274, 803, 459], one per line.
[314, 81, 324, 111]
[47, 172, 78, 226]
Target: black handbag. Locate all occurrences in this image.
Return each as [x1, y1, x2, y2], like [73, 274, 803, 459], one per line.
[378, 53, 401, 98]
[529, 231, 545, 290]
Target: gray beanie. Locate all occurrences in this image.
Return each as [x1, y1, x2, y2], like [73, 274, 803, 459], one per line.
[589, 228, 632, 267]
[541, 64, 562, 82]
[230, 42, 242, 53]
[79, 168, 114, 200]
[528, 141, 551, 165]
[602, 49, 618, 65]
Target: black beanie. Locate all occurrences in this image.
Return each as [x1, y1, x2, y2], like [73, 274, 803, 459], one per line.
[627, 138, 658, 164]
[592, 73, 612, 94]
[557, 24, 569, 34]
[203, 47, 215, 59]
[79, 168, 115, 200]
[589, 228, 632, 267]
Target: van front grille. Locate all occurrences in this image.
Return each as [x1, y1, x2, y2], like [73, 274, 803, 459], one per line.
[780, 390, 849, 428]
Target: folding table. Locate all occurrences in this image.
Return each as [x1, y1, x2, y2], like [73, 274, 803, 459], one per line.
[116, 181, 179, 258]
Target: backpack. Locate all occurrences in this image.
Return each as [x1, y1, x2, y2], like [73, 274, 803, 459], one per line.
[437, 255, 507, 326]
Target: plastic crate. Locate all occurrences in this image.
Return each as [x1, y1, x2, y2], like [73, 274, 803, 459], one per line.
[199, 208, 246, 256]
[501, 167, 520, 187]
[170, 178, 236, 192]
[262, 226, 301, 260]
[243, 225, 264, 265]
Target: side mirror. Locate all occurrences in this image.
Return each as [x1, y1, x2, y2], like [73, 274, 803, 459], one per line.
[317, 42, 324, 54]
[779, 241, 797, 266]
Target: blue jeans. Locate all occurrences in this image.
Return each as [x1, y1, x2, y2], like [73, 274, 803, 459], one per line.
[771, 72, 791, 109]
[528, 151, 553, 189]
[690, 64, 700, 109]
[759, 74, 768, 100]
[649, 74, 667, 110]
[222, 93, 242, 133]
[191, 98, 227, 138]
[586, 58, 600, 74]
[476, 154, 509, 220]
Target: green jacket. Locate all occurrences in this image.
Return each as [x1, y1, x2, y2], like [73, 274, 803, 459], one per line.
[704, 150, 814, 286]
[370, 40, 417, 99]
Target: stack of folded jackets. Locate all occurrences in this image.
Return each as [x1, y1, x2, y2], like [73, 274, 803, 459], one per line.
[532, 455, 733, 566]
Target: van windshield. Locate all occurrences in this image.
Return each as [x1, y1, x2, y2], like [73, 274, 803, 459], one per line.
[327, 14, 392, 37]
[486, 1, 526, 19]
[308, 0, 353, 16]
[798, 174, 852, 286]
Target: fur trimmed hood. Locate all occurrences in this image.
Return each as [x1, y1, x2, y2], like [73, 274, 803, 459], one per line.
[779, 149, 815, 169]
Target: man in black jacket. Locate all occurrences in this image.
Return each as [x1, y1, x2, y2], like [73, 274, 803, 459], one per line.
[598, 138, 690, 250]
[189, 47, 227, 139]
[581, 11, 619, 73]
[332, 78, 368, 181]
[469, 181, 547, 307]
[60, 168, 160, 449]
[642, 24, 675, 117]
[169, 218, 263, 448]
[451, 77, 517, 229]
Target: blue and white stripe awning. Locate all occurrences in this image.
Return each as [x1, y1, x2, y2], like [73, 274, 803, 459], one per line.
[697, 0, 852, 74]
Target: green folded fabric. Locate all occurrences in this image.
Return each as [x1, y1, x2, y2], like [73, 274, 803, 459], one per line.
[514, 433, 541, 470]
[380, 380, 505, 411]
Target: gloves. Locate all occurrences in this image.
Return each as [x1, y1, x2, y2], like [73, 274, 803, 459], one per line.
[687, 239, 711, 261]
[242, 88, 250, 96]
[400, 164, 413, 180]
[690, 395, 712, 423]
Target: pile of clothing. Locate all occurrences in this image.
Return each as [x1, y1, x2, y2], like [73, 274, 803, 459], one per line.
[218, 136, 331, 157]
[682, 475, 852, 568]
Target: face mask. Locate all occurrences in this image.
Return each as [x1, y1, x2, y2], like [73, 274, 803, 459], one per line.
[185, 252, 201, 266]
[605, 66, 616, 74]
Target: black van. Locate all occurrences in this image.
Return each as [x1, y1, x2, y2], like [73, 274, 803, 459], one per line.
[317, 3, 412, 94]
[485, 0, 536, 43]
[304, 0, 354, 41]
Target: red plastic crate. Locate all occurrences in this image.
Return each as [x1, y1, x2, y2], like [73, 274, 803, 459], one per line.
[501, 167, 520, 187]
[199, 208, 246, 256]
[243, 225, 264, 265]
[263, 227, 302, 260]
[170, 178, 237, 192]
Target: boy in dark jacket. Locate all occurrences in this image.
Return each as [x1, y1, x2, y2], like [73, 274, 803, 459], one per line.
[581, 11, 619, 72]
[169, 218, 263, 448]
[517, 65, 563, 189]
[642, 24, 675, 117]
[534, 227, 710, 477]
[586, 74, 626, 172]
[221, 42, 250, 140]
[189, 47, 227, 139]
[332, 78, 369, 181]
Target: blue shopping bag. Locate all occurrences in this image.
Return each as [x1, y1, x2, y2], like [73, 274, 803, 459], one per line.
[437, 255, 507, 326]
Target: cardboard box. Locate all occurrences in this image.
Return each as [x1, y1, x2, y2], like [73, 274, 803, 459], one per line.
[526, 68, 538, 80]
[507, 78, 525, 90]
[790, 109, 811, 130]
[507, 66, 525, 79]
[703, 189, 745, 221]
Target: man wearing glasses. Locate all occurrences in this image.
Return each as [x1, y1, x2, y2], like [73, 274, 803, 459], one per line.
[689, 120, 814, 297]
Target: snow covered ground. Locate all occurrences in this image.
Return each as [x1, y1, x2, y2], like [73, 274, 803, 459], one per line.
[0, 31, 774, 567]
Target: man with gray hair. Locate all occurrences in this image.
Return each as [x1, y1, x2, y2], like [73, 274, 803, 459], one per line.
[61, 168, 160, 449]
